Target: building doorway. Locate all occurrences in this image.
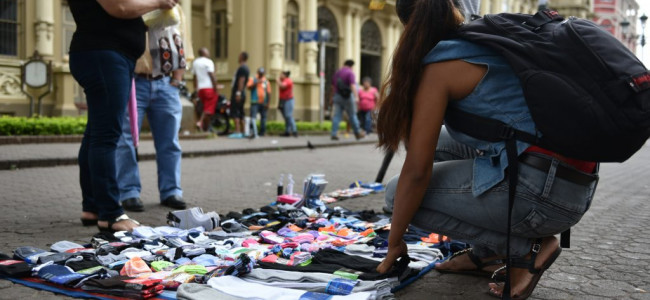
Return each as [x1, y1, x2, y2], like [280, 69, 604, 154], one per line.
[360, 20, 382, 89]
[317, 6, 339, 119]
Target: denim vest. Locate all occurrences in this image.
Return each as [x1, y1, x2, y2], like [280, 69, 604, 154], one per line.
[423, 39, 537, 196]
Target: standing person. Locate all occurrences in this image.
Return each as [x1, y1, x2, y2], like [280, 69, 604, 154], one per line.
[330, 60, 364, 141]
[115, 3, 190, 213]
[229, 52, 250, 139]
[376, 0, 598, 299]
[192, 47, 218, 132]
[69, 0, 178, 232]
[357, 77, 379, 134]
[278, 70, 297, 137]
[247, 67, 272, 138]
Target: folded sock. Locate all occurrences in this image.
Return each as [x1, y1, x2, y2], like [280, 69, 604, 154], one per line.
[0, 253, 32, 277]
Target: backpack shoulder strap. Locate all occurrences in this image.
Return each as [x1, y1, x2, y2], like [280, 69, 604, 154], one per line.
[445, 106, 540, 145]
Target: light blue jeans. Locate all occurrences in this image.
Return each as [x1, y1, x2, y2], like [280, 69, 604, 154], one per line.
[385, 127, 599, 258]
[331, 94, 361, 137]
[116, 76, 183, 202]
[250, 103, 268, 137]
[280, 98, 297, 134]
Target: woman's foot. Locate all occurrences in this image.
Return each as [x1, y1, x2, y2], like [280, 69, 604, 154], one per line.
[80, 212, 98, 226]
[436, 249, 505, 277]
[97, 214, 140, 232]
[488, 236, 561, 299]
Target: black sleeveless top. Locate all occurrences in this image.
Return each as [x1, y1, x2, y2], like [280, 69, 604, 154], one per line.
[68, 0, 146, 62]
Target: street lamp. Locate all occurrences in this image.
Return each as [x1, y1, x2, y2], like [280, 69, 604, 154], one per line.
[620, 19, 630, 36]
[641, 14, 647, 60]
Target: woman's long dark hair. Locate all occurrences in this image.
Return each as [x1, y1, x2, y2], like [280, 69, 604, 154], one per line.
[377, 0, 464, 152]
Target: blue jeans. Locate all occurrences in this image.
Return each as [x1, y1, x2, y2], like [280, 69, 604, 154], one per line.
[357, 110, 372, 133]
[331, 94, 360, 136]
[116, 76, 183, 202]
[385, 127, 599, 257]
[69, 50, 133, 221]
[280, 98, 297, 134]
[250, 103, 267, 136]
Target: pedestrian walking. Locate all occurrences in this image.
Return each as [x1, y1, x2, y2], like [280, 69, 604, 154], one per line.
[278, 70, 298, 137]
[115, 3, 190, 213]
[247, 67, 272, 138]
[357, 77, 379, 134]
[192, 47, 219, 132]
[229, 52, 250, 138]
[69, 0, 179, 232]
[330, 60, 364, 140]
[376, 0, 598, 299]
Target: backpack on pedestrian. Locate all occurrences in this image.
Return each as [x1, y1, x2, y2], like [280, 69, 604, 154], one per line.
[336, 77, 353, 98]
[444, 10, 650, 299]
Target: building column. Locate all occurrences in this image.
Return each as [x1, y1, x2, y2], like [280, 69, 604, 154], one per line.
[267, 0, 284, 75]
[304, 0, 318, 79]
[352, 9, 361, 77]
[34, 0, 54, 56]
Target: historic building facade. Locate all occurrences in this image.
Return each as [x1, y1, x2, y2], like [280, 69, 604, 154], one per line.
[1, 0, 599, 122]
[592, 0, 640, 53]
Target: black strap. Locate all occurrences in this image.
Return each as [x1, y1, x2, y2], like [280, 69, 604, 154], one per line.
[502, 137, 519, 300]
[561, 228, 570, 248]
[445, 107, 540, 145]
[522, 10, 563, 31]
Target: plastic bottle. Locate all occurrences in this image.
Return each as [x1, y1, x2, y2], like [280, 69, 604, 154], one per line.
[277, 173, 284, 196]
[287, 174, 295, 195]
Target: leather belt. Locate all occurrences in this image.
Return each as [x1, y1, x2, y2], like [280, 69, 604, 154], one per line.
[519, 153, 595, 186]
[135, 73, 166, 80]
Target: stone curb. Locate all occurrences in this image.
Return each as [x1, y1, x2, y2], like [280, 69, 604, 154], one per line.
[0, 138, 377, 170]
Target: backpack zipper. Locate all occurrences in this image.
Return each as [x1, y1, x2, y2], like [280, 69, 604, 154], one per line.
[565, 17, 613, 77]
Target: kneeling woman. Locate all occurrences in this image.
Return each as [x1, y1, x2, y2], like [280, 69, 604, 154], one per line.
[375, 0, 598, 299]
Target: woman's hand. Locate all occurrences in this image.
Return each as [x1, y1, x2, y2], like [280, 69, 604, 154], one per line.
[376, 239, 408, 274]
[158, 0, 179, 10]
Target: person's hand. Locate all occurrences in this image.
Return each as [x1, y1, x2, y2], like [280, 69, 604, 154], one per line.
[158, 0, 179, 9]
[376, 240, 408, 274]
[235, 94, 241, 102]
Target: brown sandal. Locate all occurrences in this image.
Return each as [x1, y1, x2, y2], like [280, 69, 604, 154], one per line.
[436, 248, 505, 278]
[488, 238, 562, 299]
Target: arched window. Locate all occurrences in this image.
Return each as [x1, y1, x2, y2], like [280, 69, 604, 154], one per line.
[284, 0, 299, 62]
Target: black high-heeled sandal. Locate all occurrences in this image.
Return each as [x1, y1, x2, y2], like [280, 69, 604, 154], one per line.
[97, 214, 140, 233]
[488, 237, 562, 299]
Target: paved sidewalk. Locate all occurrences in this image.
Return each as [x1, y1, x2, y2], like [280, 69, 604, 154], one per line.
[0, 141, 649, 299]
[0, 134, 376, 170]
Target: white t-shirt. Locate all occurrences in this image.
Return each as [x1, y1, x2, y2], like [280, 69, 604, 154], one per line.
[192, 56, 215, 90]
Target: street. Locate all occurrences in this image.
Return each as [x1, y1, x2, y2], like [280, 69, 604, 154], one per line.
[1, 141, 649, 299]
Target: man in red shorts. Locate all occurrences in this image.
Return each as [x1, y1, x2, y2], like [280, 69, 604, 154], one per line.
[192, 47, 218, 131]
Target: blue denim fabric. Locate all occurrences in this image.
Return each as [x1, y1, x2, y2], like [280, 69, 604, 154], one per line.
[331, 94, 360, 137]
[385, 127, 598, 258]
[116, 76, 183, 202]
[250, 103, 267, 136]
[280, 98, 297, 134]
[357, 110, 372, 133]
[69, 50, 133, 221]
[424, 39, 537, 196]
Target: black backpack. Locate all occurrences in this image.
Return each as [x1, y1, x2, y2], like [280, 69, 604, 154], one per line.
[448, 10, 650, 162]
[445, 11, 650, 299]
[336, 77, 353, 98]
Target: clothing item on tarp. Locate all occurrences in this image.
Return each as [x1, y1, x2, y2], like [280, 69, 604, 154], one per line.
[259, 248, 413, 281]
[177, 282, 247, 300]
[50, 241, 86, 253]
[0, 253, 32, 278]
[208, 275, 376, 300]
[242, 269, 396, 299]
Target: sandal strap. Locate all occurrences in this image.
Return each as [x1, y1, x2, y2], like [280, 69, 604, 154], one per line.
[111, 214, 141, 226]
[508, 238, 544, 274]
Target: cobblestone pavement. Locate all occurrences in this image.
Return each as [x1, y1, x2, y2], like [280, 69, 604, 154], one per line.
[0, 142, 649, 299]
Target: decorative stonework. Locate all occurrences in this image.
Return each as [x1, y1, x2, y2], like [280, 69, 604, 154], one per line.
[0, 71, 22, 97]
